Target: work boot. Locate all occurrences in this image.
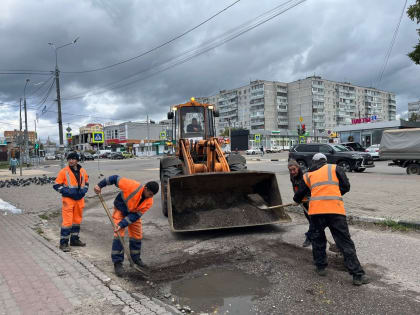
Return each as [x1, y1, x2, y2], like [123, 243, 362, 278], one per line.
[302, 237, 311, 247]
[316, 268, 327, 277]
[114, 262, 124, 277]
[59, 243, 70, 252]
[133, 258, 150, 271]
[353, 275, 370, 286]
[70, 238, 86, 247]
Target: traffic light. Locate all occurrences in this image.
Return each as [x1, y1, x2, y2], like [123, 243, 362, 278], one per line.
[34, 143, 39, 149]
[301, 124, 306, 135]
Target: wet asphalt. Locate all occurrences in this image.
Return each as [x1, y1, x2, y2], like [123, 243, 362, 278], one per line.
[10, 157, 420, 314]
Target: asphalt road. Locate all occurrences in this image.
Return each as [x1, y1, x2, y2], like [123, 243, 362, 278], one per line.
[33, 157, 420, 314]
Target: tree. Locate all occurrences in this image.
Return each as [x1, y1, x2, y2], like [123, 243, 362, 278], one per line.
[409, 112, 419, 122]
[407, 0, 420, 64]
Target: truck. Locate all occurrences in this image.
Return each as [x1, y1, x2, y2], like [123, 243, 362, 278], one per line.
[159, 98, 291, 232]
[379, 128, 420, 175]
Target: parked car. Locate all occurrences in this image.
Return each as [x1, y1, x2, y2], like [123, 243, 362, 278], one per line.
[266, 147, 281, 153]
[365, 144, 380, 160]
[122, 152, 133, 158]
[289, 143, 374, 172]
[92, 153, 99, 159]
[340, 142, 366, 152]
[109, 152, 124, 160]
[82, 152, 94, 160]
[55, 153, 63, 160]
[246, 148, 259, 155]
[45, 154, 56, 160]
[99, 152, 111, 159]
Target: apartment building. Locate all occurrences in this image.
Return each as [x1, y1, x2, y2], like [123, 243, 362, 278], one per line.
[199, 77, 396, 139]
[198, 80, 288, 135]
[4, 130, 37, 144]
[288, 76, 396, 137]
[408, 100, 420, 117]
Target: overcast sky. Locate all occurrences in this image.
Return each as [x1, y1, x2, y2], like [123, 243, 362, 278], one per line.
[1, 0, 419, 142]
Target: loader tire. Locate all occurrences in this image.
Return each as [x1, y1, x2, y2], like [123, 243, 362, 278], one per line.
[160, 159, 182, 217]
[227, 154, 247, 172]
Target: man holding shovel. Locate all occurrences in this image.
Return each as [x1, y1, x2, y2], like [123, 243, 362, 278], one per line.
[293, 153, 369, 286]
[94, 176, 159, 277]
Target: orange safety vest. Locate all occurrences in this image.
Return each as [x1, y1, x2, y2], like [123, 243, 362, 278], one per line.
[117, 178, 153, 214]
[303, 164, 345, 215]
[56, 165, 88, 189]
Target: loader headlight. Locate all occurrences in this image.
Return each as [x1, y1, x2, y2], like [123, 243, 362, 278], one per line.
[208, 105, 214, 110]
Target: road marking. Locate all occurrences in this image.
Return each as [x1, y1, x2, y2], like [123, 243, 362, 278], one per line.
[144, 168, 159, 171]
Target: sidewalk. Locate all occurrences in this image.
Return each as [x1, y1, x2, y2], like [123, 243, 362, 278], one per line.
[0, 213, 175, 315]
[0, 169, 53, 180]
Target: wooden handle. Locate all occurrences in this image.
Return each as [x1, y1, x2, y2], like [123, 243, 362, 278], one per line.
[266, 202, 298, 209]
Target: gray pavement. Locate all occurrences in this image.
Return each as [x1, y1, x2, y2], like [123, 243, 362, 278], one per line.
[0, 212, 174, 314]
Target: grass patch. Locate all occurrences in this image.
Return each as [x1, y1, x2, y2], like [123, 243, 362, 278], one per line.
[38, 211, 60, 220]
[35, 227, 44, 235]
[0, 163, 10, 169]
[376, 219, 409, 231]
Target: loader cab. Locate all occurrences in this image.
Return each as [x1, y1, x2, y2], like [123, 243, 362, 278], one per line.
[168, 101, 217, 142]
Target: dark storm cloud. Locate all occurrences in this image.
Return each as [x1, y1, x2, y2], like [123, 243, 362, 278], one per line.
[1, 0, 419, 141]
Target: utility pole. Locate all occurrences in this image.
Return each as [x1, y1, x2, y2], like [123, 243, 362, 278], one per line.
[147, 115, 150, 156]
[23, 79, 30, 167]
[19, 98, 23, 176]
[48, 37, 79, 169]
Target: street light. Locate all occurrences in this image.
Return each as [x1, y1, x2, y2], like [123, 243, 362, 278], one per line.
[48, 36, 79, 169]
[23, 79, 30, 167]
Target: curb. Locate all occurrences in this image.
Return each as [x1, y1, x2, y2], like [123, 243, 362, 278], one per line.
[286, 207, 420, 230]
[27, 216, 175, 315]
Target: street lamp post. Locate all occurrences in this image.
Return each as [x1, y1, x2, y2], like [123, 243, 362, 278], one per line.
[48, 37, 79, 169]
[23, 79, 30, 167]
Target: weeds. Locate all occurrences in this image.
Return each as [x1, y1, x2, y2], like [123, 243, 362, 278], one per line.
[376, 219, 409, 231]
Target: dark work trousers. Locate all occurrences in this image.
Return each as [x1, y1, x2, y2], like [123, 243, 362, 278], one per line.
[310, 214, 365, 276]
[302, 203, 315, 240]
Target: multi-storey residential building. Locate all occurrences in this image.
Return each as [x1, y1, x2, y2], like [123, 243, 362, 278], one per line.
[198, 77, 396, 145]
[288, 76, 396, 137]
[198, 80, 285, 135]
[408, 100, 420, 118]
[4, 130, 37, 144]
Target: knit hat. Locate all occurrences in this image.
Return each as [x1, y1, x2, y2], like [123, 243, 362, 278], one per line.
[287, 159, 300, 168]
[67, 152, 80, 161]
[145, 181, 159, 195]
[312, 153, 327, 161]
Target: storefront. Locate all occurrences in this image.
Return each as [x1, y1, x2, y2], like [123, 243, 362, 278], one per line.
[334, 120, 420, 147]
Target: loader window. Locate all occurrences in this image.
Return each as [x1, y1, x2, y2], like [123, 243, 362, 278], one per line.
[180, 107, 205, 138]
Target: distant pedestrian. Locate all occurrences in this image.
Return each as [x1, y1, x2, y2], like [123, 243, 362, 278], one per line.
[94, 177, 159, 277]
[9, 157, 19, 174]
[53, 152, 89, 252]
[293, 153, 370, 286]
[260, 146, 264, 156]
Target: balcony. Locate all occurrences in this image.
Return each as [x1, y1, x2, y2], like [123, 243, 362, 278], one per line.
[250, 112, 264, 119]
[278, 106, 288, 112]
[278, 119, 288, 125]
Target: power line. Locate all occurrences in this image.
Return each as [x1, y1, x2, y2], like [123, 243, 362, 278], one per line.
[62, 0, 306, 100]
[61, 0, 242, 74]
[376, 0, 408, 88]
[27, 75, 55, 99]
[0, 72, 52, 75]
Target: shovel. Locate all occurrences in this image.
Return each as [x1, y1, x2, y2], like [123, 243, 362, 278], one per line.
[98, 193, 150, 278]
[247, 193, 297, 210]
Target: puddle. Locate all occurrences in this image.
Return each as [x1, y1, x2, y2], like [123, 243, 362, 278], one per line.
[0, 198, 22, 214]
[170, 268, 269, 314]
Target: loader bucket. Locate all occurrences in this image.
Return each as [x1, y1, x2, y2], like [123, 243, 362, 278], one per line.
[167, 171, 291, 232]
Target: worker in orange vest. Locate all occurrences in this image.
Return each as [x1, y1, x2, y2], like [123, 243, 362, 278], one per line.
[293, 153, 370, 286]
[53, 152, 89, 252]
[94, 177, 159, 277]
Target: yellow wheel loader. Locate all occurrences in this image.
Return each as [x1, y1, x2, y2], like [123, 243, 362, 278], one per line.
[159, 98, 291, 232]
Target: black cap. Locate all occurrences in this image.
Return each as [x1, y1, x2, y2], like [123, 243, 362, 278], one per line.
[145, 181, 159, 195]
[67, 152, 79, 161]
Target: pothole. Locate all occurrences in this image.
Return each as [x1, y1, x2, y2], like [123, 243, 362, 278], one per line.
[167, 268, 269, 314]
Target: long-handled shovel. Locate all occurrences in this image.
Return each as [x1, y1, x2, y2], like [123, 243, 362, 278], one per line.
[247, 193, 297, 210]
[98, 193, 149, 277]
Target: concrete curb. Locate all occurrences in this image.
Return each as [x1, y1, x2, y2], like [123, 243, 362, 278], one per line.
[286, 207, 420, 230]
[27, 216, 174, 314]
